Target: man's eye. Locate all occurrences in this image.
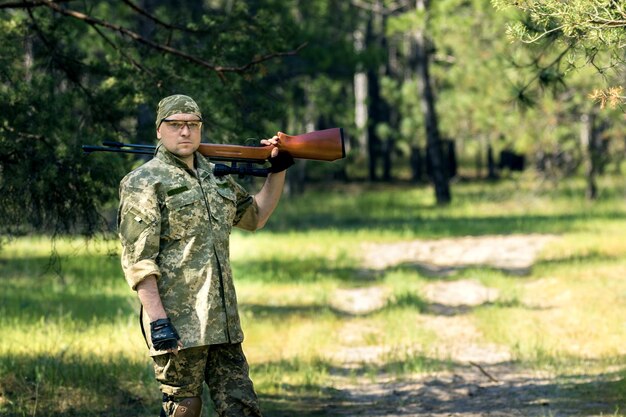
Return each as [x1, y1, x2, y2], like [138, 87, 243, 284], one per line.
[187, 122, 200, 128]
[170, 122, 184, 129]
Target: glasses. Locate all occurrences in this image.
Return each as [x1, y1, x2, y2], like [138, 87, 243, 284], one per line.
[161, 119, 203, 132]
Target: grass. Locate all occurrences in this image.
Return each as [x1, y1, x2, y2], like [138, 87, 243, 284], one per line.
[2, 174, 626, 416]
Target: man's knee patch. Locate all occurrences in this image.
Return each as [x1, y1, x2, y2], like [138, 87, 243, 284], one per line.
[172, 397, 202, 417]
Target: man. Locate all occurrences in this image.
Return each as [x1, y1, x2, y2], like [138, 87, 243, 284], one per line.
[118, 94, 292, 417]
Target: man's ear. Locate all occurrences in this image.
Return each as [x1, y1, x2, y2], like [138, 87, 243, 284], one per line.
[156, 127, 162, 139]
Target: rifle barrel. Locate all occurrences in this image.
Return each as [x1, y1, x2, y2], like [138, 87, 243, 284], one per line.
[82, 145, 154, 155]
[101, 141, 156, 150]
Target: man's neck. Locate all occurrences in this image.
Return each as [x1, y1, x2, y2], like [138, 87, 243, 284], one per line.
[182, 154, 195, 170]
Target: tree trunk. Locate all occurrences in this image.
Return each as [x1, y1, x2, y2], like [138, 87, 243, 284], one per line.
[382, 29, 400, 182]
[413, 0, 450, 204]
[367, 65, 381, 181]
[136, 0, 157, 145]
[487, 144, 497, 179]
[382, 137, 395, 181]
[353, 16, 369, 161]
[475, 138, 482, 179]
[365, 8, 387, 182]
[580, 112, 598, 200]
[24, 35, 33, 83]
[410, 145, 423, 182]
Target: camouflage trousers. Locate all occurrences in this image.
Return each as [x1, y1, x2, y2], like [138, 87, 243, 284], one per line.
[153, 343, 263, 417]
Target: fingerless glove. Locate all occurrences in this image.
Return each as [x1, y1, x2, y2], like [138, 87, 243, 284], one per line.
[268, 152, 294, 173]
[150, 318, 180, 351]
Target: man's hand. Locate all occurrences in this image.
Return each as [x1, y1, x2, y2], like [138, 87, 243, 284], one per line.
[261, 134, 294, 173]
[268, 152, 294, 173]
[150, 318, 182, 352]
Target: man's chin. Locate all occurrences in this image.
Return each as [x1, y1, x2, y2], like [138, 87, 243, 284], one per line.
[175, 144, 197, 156]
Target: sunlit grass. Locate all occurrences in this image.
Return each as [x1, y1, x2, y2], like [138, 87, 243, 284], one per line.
[473, 225, 626, 373]
[3, 176, 626, 416]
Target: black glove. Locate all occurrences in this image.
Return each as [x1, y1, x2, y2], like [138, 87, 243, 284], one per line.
[268, 151, 294, 173]
[150, 318, 180, 351]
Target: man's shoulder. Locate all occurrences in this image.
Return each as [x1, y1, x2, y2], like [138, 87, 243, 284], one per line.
[120, 158, 170, 188]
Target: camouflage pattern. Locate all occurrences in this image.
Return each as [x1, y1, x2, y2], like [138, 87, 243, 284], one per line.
[156, 94, 203, 127]
[118, 145, 259, 355]
[155, 344, 262, 417]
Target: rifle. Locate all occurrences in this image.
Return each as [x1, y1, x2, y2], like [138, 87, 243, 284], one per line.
[82, 127, 345, 177]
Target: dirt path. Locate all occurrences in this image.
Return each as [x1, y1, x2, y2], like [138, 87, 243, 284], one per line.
[321, 234, 618, 417]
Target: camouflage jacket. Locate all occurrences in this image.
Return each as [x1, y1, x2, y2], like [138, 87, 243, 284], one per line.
[118, 146, 259, 355]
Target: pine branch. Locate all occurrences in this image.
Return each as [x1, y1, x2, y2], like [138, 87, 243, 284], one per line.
[0, 0, 70, 8]
[120, 0, 207, 34]
[3, 0, 306, 77]
[89, 23, 153, 75]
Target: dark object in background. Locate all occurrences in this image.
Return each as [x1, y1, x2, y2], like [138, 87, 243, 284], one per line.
[499, 150, 525, 172]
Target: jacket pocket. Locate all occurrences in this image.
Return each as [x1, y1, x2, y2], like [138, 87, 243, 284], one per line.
[164, 188, 206, 239]
[211, 185, 237, 225]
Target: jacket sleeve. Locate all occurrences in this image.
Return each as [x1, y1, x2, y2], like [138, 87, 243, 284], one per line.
[229, 177, 259, 232]
[118, 181, 162, 290]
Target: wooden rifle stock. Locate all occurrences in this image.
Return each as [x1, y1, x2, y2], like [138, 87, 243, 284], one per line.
[196, 128, 345, 162]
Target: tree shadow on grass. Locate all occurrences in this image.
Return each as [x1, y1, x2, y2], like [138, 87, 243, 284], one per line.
[0, 253, 135, 324]
[234, 244, 625, 289]
[0, 352, 158, 417]
[355, 365, 626, 417]
[259, 359, 626, 417]
[0, 284, 136, 324]
[241, 285, 543, 321]
[267, 211, 626, 237]
[255, 355, 451, 417]
[534, 251, 625, 269]
[0, 253, 122, 283]
[232, 257, 386, 284]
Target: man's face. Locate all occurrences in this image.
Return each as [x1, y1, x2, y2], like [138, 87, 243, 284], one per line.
[157, 113, 202, 161]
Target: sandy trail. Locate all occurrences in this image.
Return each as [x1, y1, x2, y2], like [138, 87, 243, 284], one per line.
[320, 234, 617, 416]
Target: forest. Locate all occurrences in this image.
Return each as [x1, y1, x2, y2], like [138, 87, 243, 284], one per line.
[0, 0, 624, 237]
[1, 1, 626, 416]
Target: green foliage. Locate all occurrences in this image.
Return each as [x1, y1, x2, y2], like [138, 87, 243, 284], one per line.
[0, 1, 304, 237]
[493, 0, 626, 110]
[387, 8, 426, 35]
[0, 0, 372, 238]
[2, 0, 626, 239]
[494, 0, 626, 48]
[0, 12, 132, 236]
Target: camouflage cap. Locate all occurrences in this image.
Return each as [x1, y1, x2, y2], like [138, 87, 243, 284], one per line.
[156, 95, 202, 128]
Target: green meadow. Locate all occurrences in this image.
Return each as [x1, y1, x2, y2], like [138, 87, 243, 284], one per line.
[2, 175, 626, 416]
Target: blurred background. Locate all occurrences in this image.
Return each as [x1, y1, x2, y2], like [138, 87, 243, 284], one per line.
[1, 0, 624, 235]
[1, 1, 626, 416]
